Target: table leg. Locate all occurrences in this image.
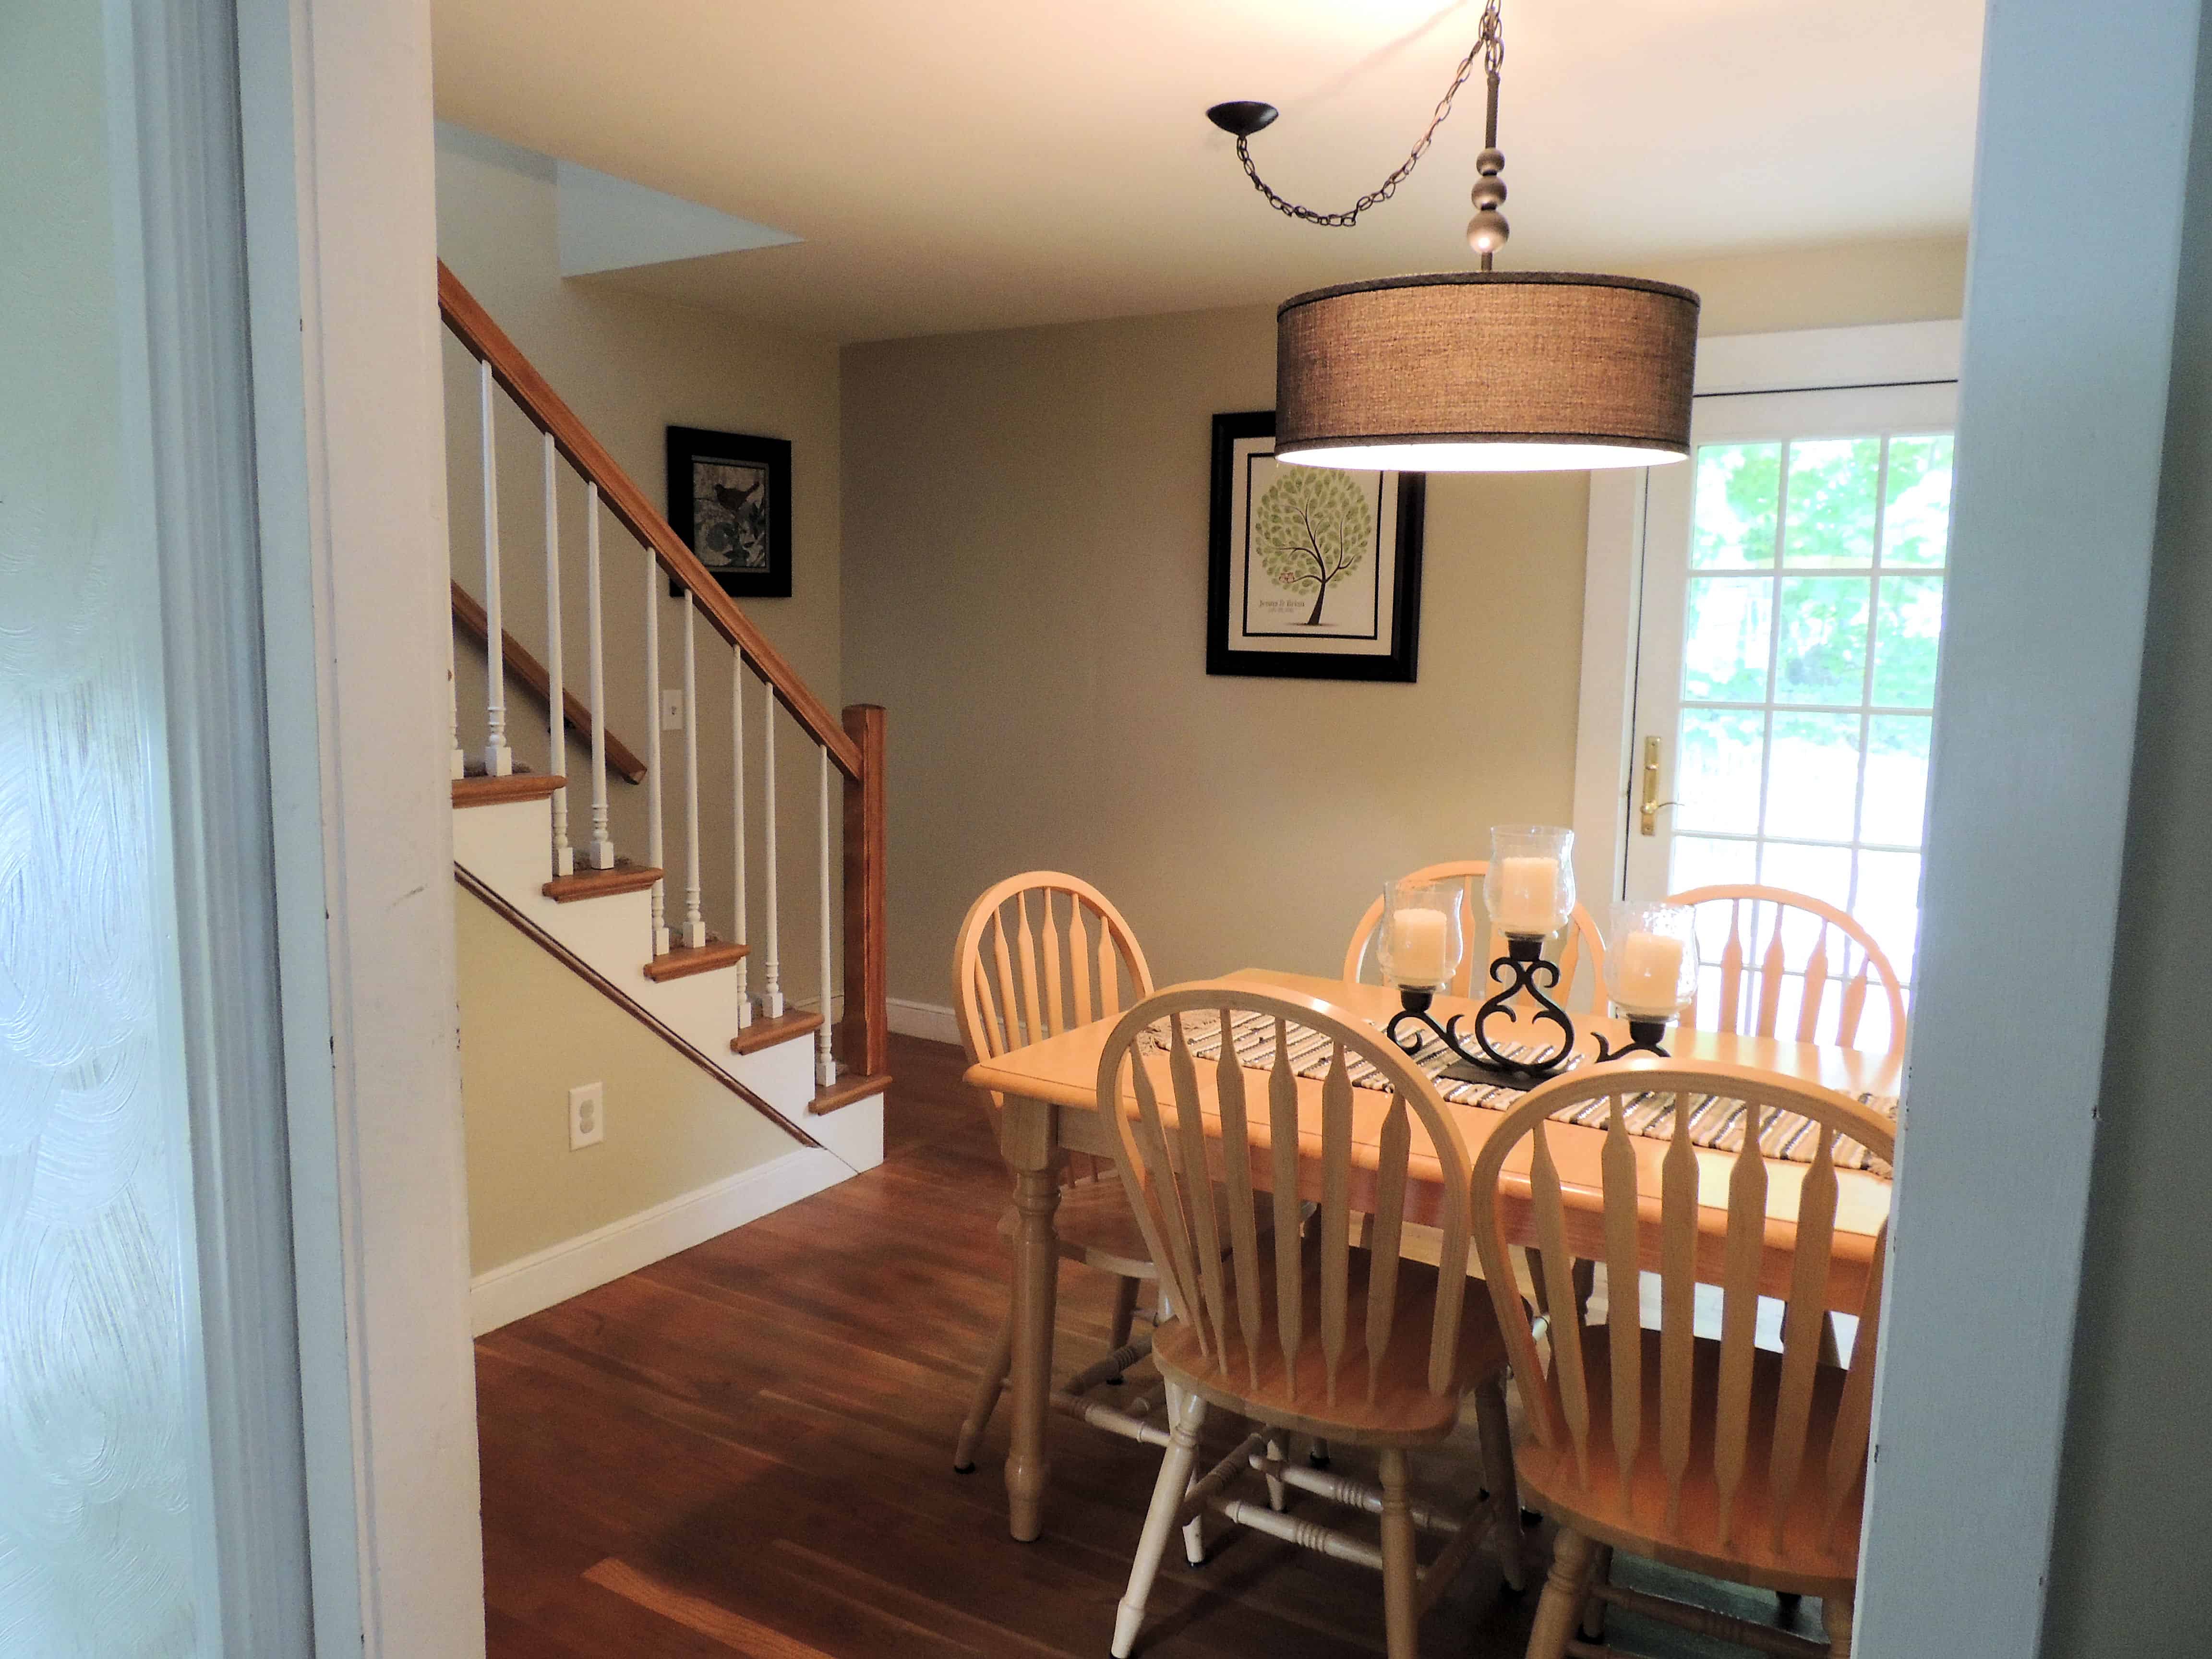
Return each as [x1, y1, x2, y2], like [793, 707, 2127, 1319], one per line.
[1004, 1110, 1063, 1541]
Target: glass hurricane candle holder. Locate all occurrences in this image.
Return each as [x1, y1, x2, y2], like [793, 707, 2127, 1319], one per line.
[1376, 879, 1464, 994]
[1593, 900, 1699, 1062]
[1483, 825, 1575, 939]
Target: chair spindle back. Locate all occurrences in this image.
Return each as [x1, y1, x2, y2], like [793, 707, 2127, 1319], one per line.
[1668, 884, 1909, 1058]
[1097, 985, 1474, 1408]
[1470, 1059, 1894, 1560]
[954, 871, 1154, 1079]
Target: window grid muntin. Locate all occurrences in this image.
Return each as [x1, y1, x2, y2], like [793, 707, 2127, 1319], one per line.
[1673, 429, 1951, 981]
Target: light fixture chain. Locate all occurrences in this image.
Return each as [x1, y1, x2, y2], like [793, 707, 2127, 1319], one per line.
[1233, 0, 1503, 231]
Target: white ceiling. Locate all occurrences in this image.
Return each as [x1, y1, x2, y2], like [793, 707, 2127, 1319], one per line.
[431, 0, 1984, 343]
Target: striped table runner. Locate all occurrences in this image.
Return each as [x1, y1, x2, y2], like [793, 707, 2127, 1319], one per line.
[1139, 1009, 1894, 1177]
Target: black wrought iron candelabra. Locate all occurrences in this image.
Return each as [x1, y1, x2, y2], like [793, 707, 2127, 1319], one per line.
[1589, 1016, 1671, 1063]
[1386, 936, 1576, 1085]
[1385, 936, 1676, 1086]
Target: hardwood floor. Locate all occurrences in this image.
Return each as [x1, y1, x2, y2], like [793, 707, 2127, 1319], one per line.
[477, 1034, 1831, 1659]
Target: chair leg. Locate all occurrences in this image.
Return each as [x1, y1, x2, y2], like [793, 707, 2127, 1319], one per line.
[1108, 1276, 1142, 1381]
[1378, 1448, 1419, 1659]
[1470, 1375, 1525, 1594]
[1264, 1435, 1288, 1511]
[1824, 1588, 1854, 1658]
[1579, 1545, 1613, 1641]
[1113, 1391, 1208, 1659]
[953, 1311, 1015, 1472]
[1526, 1529, 1599, 1659]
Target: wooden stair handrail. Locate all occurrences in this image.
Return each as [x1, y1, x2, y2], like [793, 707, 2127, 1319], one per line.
[437, 261, 861, 779]
[452, 581, 648, 785]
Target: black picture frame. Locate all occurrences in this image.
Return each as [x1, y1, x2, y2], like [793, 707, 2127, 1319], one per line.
[666, 425, 793, 600]
[1206, 410, 1424, 681]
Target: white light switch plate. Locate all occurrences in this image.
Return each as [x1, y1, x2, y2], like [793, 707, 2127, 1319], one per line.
[660, 690, 684, 731]
[568, 1081, 605, 1149]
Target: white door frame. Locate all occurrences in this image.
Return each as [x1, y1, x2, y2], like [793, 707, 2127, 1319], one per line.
[1570, 320, 1964, 913]
[235, 0, 485, 1651]
[1571, 0, 2202, 1647]
[1858, 2, 2201, 1654]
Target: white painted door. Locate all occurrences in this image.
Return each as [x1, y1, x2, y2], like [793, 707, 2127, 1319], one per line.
[1626, 383, 1959, 1020]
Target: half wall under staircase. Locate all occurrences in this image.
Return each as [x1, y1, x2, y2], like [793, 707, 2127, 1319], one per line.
[441, 262, 889, 1281]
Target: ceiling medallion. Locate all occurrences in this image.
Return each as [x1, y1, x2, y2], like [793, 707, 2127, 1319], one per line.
[1208, 0, 1698, 472]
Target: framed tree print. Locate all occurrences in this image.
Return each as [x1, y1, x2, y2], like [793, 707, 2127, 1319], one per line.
[1206, 410, 1424, 681]
[667, 425, 793, 599]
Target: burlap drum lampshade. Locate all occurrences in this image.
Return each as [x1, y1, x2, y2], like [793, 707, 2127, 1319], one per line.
[1274, 271, 1701, 472]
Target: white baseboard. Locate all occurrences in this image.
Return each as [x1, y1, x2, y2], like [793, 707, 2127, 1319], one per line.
[469, 1145, 850, 1335]
[887, 996, 960, 1045]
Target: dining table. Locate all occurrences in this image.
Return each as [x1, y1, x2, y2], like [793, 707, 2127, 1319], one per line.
[962, 966, 1903, 1543]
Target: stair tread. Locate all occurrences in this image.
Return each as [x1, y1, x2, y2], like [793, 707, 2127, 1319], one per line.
[454, 771, 567, 808]
[643, 937, 750, 982]
[730, 1007, 824, 1055]
[543, 860, 662, 902]
[810, 1070, 893, 1116]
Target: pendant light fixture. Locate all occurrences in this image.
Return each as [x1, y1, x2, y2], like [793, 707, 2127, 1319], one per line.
[1208, 1, 1697, 472]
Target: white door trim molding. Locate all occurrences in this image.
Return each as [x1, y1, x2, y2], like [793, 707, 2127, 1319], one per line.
[119, 0, 317, 1645]
[1570, 322, 1963, 917]
[1859, 4, 2202, 1655]
[236, 0, 485, 1652]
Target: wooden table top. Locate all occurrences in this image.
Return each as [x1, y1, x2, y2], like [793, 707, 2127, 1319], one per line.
[966, 969, 1899, 1279]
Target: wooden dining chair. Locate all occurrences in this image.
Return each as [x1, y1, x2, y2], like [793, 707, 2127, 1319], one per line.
[1098, 984, 1524, 1659]
[1470, 1058, 1894, 1659]
[1344, 859, 1611, 1012]
[1666, 885, 1909, 1060]
[950, 872, 1161, 1475]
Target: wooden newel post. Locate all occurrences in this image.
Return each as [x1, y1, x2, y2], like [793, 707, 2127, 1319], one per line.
[838, 704, 889, 1079]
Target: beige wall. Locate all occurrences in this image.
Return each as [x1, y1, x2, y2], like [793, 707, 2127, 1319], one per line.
[840, 239, 1966, 1010]
[456, 886, 800, 1274]
[438, 124, 842, 998]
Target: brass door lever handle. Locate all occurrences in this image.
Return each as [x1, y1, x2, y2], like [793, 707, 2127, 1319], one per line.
[1639, 734, 1679, 837]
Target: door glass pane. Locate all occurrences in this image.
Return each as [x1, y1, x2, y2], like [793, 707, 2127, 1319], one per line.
[1774, 576, 1870, 704]
[1691, 444, 1780, 568]
[1682, 576, 1773, 701]
[1661, 423, 1951, 993]
[1881, 435, 1955, 567]
[1873, 574, 1944, 708]
[1759, 841, 1854, 910]
[1671, 834, 1758, 892]
[1677, 709, 1764, 835]
[1764, 712, 1861, 841]
[1856, 850, 1925, 977]
[1863, 715, 1933, 845]
[1781, 438, 1879, 567]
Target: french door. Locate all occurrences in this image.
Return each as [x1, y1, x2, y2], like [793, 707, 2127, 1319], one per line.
[1626, 381, 1958, 1030]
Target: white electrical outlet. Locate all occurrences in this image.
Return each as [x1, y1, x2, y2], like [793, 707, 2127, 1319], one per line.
[568, 1082, 605, 1150]
[660, 689, 684, 731]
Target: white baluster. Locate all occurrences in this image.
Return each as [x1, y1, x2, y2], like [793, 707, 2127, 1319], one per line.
[582, 484, 613, 869]
[761, 676, 782, 1019]
[732, 658, 752, 1028]
[543, 433, 572, 877]
[478, 360, 512, 776]
[645, 552, 669, 957]
[817, 742, 837, 1089]
[679, 593, 705, 949]
[446, 519, 463, 780]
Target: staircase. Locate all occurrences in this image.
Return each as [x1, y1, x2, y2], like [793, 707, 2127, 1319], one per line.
[442, 263, 888, 1171]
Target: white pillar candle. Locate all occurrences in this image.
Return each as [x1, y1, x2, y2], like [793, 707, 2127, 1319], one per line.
[1615, 930, 1686, 1016]
[1495, 855, 1559, 936]
[1391, 907, 1450, 986]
